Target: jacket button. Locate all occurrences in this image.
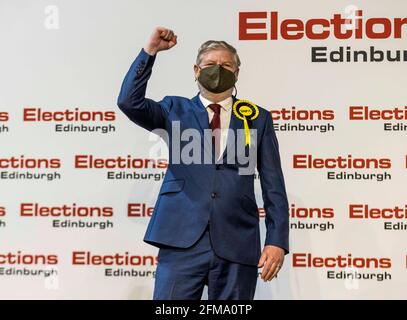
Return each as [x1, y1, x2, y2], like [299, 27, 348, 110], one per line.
[211, 192, 218, 198]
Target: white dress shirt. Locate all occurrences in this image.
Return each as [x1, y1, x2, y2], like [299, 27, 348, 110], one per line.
[199, 94, 233, 160]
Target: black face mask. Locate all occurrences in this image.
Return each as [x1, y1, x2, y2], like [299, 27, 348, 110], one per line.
[197, 64, 237, 94]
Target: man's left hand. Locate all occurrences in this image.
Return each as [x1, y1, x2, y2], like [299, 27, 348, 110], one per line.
[257, 245, 284, 281]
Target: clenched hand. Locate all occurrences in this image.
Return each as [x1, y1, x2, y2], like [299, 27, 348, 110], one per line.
[144, 27, 178, 56]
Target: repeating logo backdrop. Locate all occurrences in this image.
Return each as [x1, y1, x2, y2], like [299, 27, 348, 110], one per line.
[0, 0, 406, 299]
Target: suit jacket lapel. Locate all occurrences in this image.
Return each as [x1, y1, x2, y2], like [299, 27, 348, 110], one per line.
[191, 94, 210, 131]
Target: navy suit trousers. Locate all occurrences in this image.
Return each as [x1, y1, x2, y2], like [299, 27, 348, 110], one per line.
[153, 223, 258, 300]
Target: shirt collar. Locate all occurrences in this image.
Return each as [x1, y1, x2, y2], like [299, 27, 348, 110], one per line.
[199, 94, 233, 112]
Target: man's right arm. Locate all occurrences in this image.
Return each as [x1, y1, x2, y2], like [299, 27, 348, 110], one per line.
[116, 27, 178, 132]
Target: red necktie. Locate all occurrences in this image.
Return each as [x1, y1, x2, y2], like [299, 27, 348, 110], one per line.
[208, 103, 221, 160]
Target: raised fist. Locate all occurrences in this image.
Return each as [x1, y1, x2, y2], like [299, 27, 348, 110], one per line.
[144, 27, 178, 56]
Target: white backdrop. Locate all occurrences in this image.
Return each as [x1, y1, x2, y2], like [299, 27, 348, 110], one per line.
[0, 0, 406, 299]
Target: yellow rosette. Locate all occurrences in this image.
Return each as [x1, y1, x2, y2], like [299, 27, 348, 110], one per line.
[232, 99, 259, 147]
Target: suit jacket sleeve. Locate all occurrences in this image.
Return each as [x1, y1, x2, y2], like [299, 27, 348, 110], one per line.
[117, 48, 171, 131]
[257, 112, 290, 254]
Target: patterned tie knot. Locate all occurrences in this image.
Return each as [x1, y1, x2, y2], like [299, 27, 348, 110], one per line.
[208, 103, 221, 115]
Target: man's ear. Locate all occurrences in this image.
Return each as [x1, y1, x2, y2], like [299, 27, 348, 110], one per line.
[235, 68, 240, 82]
[193, 64, 200, 80]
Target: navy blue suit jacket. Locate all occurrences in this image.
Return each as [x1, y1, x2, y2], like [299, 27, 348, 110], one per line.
[117, 48, 289, 266]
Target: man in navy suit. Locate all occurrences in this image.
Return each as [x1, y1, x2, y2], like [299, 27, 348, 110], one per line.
[117, 27, 289, 300]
